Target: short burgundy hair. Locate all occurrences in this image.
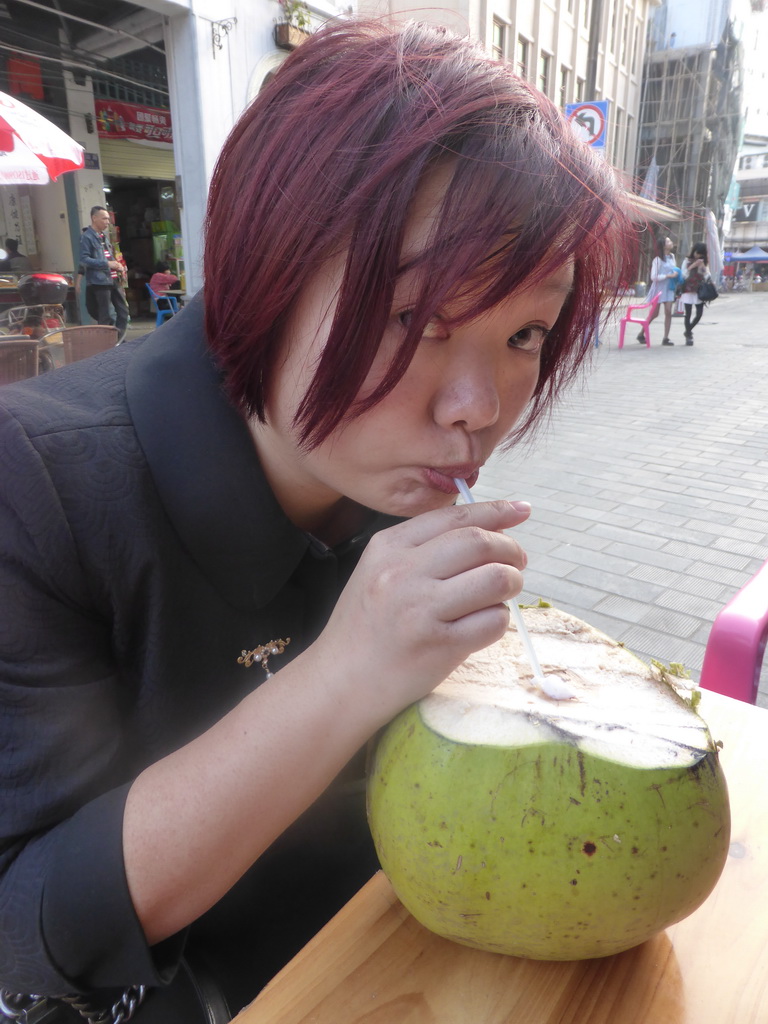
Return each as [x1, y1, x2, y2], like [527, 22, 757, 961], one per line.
[205, 20, 635, 448]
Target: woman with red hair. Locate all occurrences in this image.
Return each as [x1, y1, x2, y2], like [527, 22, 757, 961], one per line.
[0, 20, 634, 1021]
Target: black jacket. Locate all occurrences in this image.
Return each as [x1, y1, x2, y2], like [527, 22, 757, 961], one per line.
[79, 225, 116, 286]
[0, 295, 393, 1012]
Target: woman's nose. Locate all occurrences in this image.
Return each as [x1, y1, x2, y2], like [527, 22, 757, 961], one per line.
[432, 361, 501, 433]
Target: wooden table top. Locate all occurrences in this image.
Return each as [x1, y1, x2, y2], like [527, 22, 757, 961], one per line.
[232, 689, 768, 1024]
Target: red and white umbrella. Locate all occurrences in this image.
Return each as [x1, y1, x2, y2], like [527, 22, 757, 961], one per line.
[0, 90, 84, 186]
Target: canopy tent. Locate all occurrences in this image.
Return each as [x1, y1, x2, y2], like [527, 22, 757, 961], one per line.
[731, 246, 768, 262]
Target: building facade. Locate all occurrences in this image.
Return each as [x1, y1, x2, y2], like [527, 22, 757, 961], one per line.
[636, 0, 747, 257]
[361, 0, 656, 179]
[728, 135, 768, 251]
[724, 5, 768, 256]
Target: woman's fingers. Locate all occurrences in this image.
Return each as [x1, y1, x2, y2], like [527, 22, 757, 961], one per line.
[432, 561, 524, 623]
[419, 523, 528, 581]
[382, 498, 531, 549]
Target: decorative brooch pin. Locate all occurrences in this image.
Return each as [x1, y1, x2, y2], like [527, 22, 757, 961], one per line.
[237, 637, 291, 678]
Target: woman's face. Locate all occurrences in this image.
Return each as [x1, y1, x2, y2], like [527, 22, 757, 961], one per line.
[251, 180, 573, 530]
[664, 237, 674, 254]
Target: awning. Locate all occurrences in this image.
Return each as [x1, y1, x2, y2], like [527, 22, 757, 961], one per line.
[625, 194, 680, 223]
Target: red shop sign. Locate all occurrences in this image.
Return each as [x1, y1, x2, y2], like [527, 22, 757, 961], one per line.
[95, 100, 173, 144]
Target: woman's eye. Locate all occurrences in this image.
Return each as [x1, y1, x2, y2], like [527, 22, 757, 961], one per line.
[508, 326, 550, 354]
[397, 311, 448, 339]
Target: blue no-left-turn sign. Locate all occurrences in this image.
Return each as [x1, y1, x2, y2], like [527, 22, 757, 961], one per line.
[565, 101, 609, 149]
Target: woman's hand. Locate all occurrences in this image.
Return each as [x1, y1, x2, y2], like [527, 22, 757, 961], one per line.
[309, 500, 532, 728]
[124, 499, 533, 944]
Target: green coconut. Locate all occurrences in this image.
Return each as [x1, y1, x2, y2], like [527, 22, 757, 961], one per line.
[367, 606, 730, 960]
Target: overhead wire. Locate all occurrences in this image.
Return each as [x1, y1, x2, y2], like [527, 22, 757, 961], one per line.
[8, 0, 166, 57]
[0, 39, 169, 98]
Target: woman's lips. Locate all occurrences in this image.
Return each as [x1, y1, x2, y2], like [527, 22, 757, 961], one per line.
[423, 466, 480, 494]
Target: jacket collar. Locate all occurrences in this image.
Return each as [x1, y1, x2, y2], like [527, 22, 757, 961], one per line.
[125, 293, 311, 611]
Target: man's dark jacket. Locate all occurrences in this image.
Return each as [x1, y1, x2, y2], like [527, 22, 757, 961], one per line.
[79, 225, 116, 286]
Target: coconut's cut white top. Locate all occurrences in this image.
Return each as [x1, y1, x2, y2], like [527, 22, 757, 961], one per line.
[422, 607, 714, 770]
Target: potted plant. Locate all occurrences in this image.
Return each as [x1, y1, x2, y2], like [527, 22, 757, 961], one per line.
[274, 0, 312, 50]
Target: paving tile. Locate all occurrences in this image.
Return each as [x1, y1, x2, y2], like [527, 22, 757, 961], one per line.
[507, 530, 559, 555]
[579, 610, 637, 640]
[549, 543, 639, 576]
[658, 503, 735, 525]
[684, 519, 765, 543]
[632, 521, 717, 547]
[707, 499, 768, 518]
[531, 506, 635, 532]
[595, 593, 653, 623]
[713, 536, 768, 560]
[566, 506, 642, 527]
[684, 487, 755, 506]
[628, 564, 680, 587]
[595, 491, 666, 510]
[691, 623, 715, 646]
[661, 541, 751, 570]
[733, 514, 768, 532]
[566, 566, 664, 602]
[617, 627, 706, 674]
[603, 542, 692, 572]
[525, 552, 580, 577]
[515, 571, 605, 611]
[652, 589, 724, 621]
[666, 574, 728, 601]
[526, 522, 613, 551]
[638, 605, 701, 639]
[583, 522, 669, 550]
[686, 562, 756, 589]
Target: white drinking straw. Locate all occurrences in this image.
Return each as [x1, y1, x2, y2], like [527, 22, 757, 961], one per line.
[453, 477, 576, 700]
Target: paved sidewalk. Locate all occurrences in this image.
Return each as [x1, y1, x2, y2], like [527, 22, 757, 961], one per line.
[475, 289, 768, 706]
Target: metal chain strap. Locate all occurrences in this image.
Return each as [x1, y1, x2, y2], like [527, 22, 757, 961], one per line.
[0, 985, 146, 1024]
[0, 990, 44, 1022]
[59, 986, 146, 1024]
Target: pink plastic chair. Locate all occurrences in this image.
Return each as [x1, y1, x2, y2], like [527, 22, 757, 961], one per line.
[618, 293, 661, 349]
[699, 560, 768, 704]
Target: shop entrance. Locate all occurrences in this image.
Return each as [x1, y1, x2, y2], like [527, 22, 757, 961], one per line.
[104, 177, 180, 319]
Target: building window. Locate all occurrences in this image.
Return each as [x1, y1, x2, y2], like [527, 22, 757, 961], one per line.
[560, 65, 569, 108]
[583, 0, 590, 29]
[762, 153, 768, 168]
[612, 107, 623, 165]
[610, 3, 620, 55]
[631, 22, 640, 75]
[621, 7, 631, 67]
[576, 76, 585, 101]
[624, 113, 634, 170]
[539, 52, 551, 95]
[517, 36, 529, 79]
[492, 18, 506, 61]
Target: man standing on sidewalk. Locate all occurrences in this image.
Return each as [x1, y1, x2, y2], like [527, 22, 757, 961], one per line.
[79, 206, 129, 342]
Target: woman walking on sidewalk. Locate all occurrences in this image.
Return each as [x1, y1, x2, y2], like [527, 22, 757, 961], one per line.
[640, 235, 679, 345]
[679, 243, 710, 345]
